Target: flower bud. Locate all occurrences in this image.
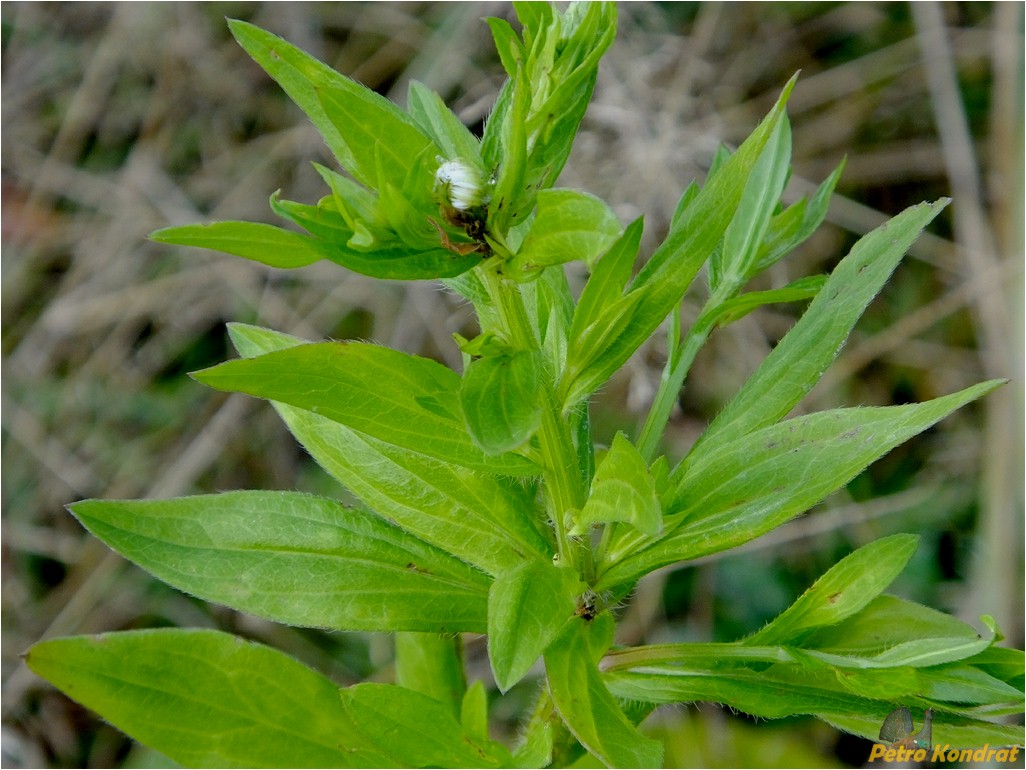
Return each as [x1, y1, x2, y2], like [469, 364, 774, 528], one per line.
[435, 158, 487, 211]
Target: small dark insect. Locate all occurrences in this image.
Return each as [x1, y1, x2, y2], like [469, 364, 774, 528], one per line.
[879, 706, 934, 749]
[575, 591, 598, 621]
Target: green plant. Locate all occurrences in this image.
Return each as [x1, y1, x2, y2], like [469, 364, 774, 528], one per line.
[26, 4, 1023, 767]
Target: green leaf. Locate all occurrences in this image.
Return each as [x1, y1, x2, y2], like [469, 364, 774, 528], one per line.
[603, 655, 854, 715]
[804, 595, 994, 668]
[688, 199, 950, 457]
[568, 218, 643, 344]
[339, 683, 509, 768]
[563, 294, 642, 407]
[488, 560, 579, 692]
[26, 629, 392, 768]
[229, 20, 435, 193]
[152, 216, 477, 280]
[966, 645, 1025, 685]
[597, 380, 1003, 589]
[461, 680, 490, 742]
[69, 491, 489, 633]
[228, 20, 359, 175]
[269, 191, 355, 243]
[460, 350, 543, 454]
[745, 534, 919, 646]
[192, 341, 537, 477]
[511, 189, 622, 274]
[150, 221, 329, 269]
[395, 633, 467, 718]
[486, 17, 525, 78]
[512, 721, 554, 769]
[407, 80, 483, 167]
[520, 4, 616, 196]
[710, 274, 826, 327]
[570, 76, 797, 399]
[545, 619, 664, 769]
[714, 114, 792, 290]
[315, 83, 436, 197]
[574, 431, 661, 537]
[604, 657, 1023, 747]
[480, 77, 514, 171]
[518, 264, 575, 372]
[312, 162, 384, 247]
[917, 665, 1024, 705]
[489, 66, 529, 232]
[753, 158, 845, 273]
[227, 323, 551, 576]
[668, 181, 700, 233]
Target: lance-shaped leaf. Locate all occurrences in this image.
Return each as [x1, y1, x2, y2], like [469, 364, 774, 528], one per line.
[461, 680, 490, 742]
[228, 323, 551, 575]
[510, 189, 623, 274]
[25, 629, 393, 768]
[314, 84, 436, 199]
[917, 665, 1024, 706]
[569, 76, 796, 400]
[709, 274, 826, 328]
[744, 534, 919, 646]
[151, 222, 330, 269]
[229, 20, 435, 193]
[487, 62, 530, 231]
[270, 192, 355, 243]
[192, 341, 538, 477]
[545, 618, 664, 769]
[684, 199, 950, 462]
[596, 380, 1003, 590]
[711, 115, 792, 291]
[752, 158, 845, 275]
[603, 658, 1024, 748]
[69, 491, 489, 633]
[573, 432, 661, 537]
[395, 633, 467, 719]
[568, 218, 643, 345]
[407, 80, 484, 167]
[486, 16, 525, 79]
[340, 683, 510, 768]
[520, 3, 616, 196]
[803, 595, 996, 669]
[461, 350, 543, 454]
[154, 217, 477, 281]
[488, 559, 579, 693]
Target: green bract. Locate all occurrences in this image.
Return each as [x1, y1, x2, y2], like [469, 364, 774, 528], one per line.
[29, 3, 1022, 768]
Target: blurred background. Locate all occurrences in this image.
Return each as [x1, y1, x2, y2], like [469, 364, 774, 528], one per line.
[2, 2, 1022, 767]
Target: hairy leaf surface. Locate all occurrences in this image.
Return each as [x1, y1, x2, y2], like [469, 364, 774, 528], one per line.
[193, 341, 538, 477]
[228, 323, 550, 575]
[69, 491, 489, 633]
[26, 629, 392, 768]
[598, 381, 1003, 589]
[545, 619, 663, 768]
[488, 560, 578, 692]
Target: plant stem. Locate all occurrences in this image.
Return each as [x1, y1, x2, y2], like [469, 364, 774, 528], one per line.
[599, 642, 795, 672]
[479, 264, 588, 575]
[636, 292, 730, 462]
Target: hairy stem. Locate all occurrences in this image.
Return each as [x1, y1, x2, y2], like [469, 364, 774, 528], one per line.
[479, 264, 589, 575]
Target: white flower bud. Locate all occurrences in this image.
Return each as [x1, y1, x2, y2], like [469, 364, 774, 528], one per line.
[435, 159, 486, 211]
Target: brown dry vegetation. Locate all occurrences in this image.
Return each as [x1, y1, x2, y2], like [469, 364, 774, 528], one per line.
[2, 3, 1022, 767]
